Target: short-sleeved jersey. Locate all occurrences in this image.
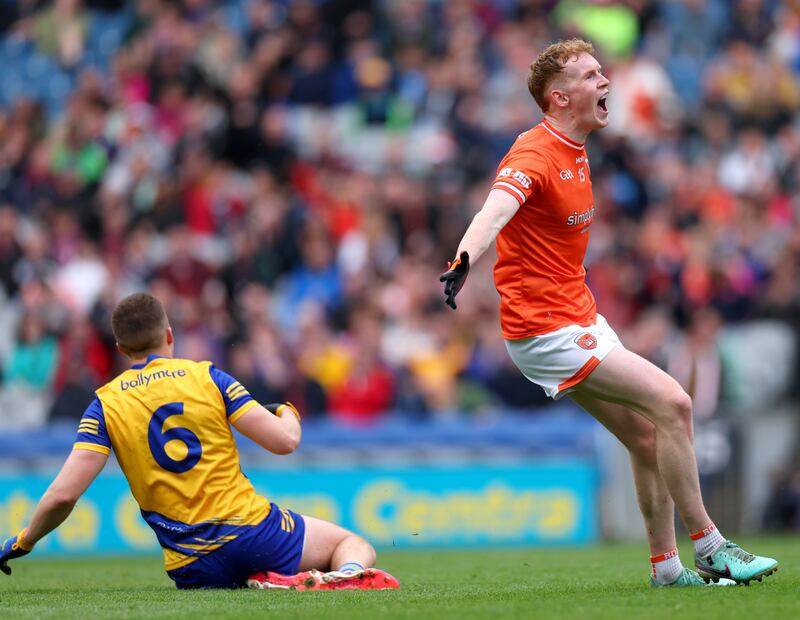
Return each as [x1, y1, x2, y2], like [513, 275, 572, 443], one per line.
[491, 119, 597, 339]
[74, 355, 269, 571]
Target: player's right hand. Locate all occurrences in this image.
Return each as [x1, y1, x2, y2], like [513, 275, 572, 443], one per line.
[265, 402, 301, 422]
[0, 530, 33, 575]
[439, 251, 470, 310]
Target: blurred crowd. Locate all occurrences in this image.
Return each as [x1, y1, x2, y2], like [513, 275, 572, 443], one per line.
[0, 0, 798, 435]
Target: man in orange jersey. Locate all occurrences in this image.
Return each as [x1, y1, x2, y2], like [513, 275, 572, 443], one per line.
[440, 39, 777, 588]
[0, 293, 399, 591]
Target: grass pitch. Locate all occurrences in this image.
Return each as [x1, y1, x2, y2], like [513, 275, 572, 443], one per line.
[0, 536, 797, 620]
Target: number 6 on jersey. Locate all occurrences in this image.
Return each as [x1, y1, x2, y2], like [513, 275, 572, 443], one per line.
[148, 402, 202, 473]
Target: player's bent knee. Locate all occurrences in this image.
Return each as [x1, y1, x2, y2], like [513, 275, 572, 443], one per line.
[657, 388, 693, 434]
[352, 534, 376, 567]
[672, 389, 692, 421]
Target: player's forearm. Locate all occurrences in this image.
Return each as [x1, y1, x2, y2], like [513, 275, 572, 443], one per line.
[22, 490, 78, 546]
[233, 403, 302, 455]
[453, 189, 520, 263]
[277, 414, 301, 454]
[18, 449, 107, 548]
[456, 209, 504, 263]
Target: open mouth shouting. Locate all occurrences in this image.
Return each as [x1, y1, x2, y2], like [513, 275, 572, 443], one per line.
[597, 93, 608, 114]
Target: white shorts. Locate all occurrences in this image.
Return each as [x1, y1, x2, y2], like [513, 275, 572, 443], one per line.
[505, 313, 622, 400]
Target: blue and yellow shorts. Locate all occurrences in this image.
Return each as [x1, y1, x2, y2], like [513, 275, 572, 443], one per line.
[167, 503, 305, 589]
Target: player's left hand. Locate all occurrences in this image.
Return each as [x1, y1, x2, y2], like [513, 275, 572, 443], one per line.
[0, 530, 33, 575]
[439, 251, 470, 310]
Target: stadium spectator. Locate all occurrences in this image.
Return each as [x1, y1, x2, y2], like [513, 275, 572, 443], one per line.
[327, 306, 393, 421]
[0, 312, 58, 429]
[32, 0, 88, 68]
[763, 469, 800, 532]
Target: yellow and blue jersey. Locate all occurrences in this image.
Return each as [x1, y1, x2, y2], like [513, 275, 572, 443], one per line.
[74, 355, 272, 571]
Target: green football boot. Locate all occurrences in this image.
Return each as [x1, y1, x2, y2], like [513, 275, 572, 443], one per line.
[649, 567, 735, 587]
[695, 541, 778, 585]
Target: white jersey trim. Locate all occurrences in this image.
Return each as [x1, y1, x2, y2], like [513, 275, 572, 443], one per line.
[493, 182, 526, 204]
[541, 122, 585, 151]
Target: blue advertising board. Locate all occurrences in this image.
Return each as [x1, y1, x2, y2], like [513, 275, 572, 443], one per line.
[0, 462, 597, 555]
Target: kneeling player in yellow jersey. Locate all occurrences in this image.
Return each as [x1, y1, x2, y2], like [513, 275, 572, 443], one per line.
[0, 293, 399, 591]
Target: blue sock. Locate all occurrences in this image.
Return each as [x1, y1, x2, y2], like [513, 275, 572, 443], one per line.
[337, 562, 365, 574]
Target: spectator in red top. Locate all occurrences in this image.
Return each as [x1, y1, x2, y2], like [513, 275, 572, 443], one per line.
[329, 308, 394, 425]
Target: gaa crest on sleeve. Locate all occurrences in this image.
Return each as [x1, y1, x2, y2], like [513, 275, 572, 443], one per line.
[498, 167, 532, 189]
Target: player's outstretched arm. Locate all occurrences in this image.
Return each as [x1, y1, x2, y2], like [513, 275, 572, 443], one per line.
[233, 402, 302, 455]
[440, 189, 520, 309]
[1, 448, 107, 575]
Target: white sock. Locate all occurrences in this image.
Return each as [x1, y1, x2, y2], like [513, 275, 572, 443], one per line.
[337, 562, 365, 574]
[691, 523, 726, 558]
[650, 548, 683, 584]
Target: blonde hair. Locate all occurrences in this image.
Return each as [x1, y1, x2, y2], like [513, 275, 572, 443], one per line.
[527, 39, 595, 113]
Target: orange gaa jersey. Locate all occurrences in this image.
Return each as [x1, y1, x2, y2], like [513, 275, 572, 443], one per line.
[73, 355, 271, 571]
[491, 119, 597, 339]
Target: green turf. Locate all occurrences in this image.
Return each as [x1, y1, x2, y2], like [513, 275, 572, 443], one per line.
[0, 536, 796, 620]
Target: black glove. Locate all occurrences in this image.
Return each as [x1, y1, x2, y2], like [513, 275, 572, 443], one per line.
[439, 251, 470, 310]
[1, 531, 33, 575]
[265, 402, 301, 422]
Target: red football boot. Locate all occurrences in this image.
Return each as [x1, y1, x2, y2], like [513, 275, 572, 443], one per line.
[247, 568, 400, 590]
